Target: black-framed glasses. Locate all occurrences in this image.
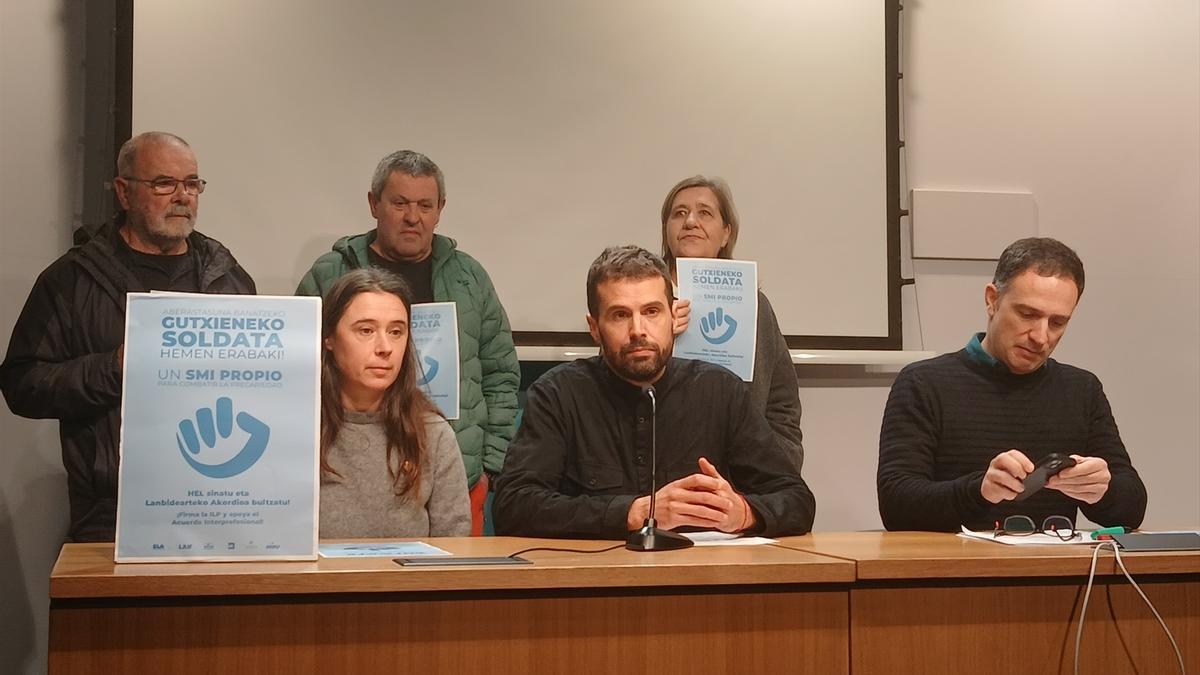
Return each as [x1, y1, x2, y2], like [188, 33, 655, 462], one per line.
[123, 176, 207, 196]
[994, 515, 1079, 542]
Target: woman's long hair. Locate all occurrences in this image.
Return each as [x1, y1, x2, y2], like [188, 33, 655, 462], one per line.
[320, 268, 441, 497]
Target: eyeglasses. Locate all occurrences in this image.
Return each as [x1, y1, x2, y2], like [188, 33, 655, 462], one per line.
[994, 515, 1079, 542]
[123, 176, 207, 196]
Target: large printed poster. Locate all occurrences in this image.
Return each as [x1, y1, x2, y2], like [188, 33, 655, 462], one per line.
[115, 293, 320, 562]
[675, 258, 758, 381]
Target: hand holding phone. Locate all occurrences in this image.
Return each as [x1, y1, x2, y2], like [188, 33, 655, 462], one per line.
[981, 449, 1035, 503]
[1046, 455, 1112, 504]
[1013, 453, 1077, 502]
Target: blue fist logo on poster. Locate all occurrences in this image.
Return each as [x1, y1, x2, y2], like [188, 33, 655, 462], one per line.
[417, 356, 439, 386]
[176, 397, 270, 478]
[700, 307, 738, 345]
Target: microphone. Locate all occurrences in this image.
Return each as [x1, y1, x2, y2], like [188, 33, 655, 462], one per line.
[626, 384, 694, 551]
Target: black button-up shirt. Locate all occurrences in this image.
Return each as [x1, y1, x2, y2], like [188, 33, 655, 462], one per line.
[493, 357, 816, 539]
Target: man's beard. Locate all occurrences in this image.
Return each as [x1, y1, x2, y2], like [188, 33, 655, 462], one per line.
[604, 336, 671, 384]
[130, 208, 195, 250]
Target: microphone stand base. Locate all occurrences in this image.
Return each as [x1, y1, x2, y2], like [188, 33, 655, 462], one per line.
[625, 524, 694, 551]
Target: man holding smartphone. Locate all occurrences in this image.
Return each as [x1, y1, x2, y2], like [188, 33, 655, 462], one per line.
[876, 238, 1147, 531]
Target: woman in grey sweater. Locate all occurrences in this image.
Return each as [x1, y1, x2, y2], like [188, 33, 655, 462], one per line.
[660, 175, 806, 472]
[318, 268, 471, 538]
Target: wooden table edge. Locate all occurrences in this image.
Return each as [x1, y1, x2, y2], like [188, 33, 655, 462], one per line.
[50, 549, 856, 599]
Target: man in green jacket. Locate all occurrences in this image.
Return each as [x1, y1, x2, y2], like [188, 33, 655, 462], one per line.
[297, 150, 520, 497]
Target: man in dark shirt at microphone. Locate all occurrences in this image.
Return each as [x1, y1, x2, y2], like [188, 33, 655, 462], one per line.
[492, 246, 815, 539]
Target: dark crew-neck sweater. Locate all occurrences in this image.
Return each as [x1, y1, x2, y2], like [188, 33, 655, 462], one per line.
[492, 357, 815, 539]
[877, 347, 1147, 531]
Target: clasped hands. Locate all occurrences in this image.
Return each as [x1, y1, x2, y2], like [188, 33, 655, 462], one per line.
[981, 449, 1111, 504]
[626, 457, 755, 533]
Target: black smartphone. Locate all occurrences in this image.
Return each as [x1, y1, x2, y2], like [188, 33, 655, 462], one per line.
[1013, 453, 1077, 502]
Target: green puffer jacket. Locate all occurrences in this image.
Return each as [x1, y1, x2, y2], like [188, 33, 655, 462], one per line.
[297, 232, 520, 487]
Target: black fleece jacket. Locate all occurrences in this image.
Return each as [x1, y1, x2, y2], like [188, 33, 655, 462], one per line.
[1, 223, 255, 541]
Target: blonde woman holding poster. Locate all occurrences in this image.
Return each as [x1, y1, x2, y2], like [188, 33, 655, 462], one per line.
[660, 176, 805, 472]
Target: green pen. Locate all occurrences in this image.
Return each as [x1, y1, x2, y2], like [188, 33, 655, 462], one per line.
[1091, 526, 1131, 540]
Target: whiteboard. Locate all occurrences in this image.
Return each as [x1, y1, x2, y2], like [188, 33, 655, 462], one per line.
[133, 0, 892, 340]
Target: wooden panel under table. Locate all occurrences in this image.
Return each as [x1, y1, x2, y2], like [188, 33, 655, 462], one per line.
[782, 531, 1200, 675]
[49, 537, 854, 674]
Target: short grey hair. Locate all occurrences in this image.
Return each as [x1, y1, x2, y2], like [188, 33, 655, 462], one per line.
[993, 237, 1086, 298]
[370, 150, 446, 202]
[116, 132, 191, 177]
[586, 246, 674, 318]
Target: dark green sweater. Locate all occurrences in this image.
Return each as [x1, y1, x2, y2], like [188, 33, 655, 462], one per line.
[877, 343, 1147, 531]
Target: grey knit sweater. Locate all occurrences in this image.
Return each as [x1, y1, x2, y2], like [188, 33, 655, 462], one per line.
[320, 411, 471, 538]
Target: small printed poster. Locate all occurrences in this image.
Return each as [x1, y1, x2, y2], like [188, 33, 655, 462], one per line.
[411, 302, 460, 420]
[115, 293, 320, 562]
[674, 258, 758, 381]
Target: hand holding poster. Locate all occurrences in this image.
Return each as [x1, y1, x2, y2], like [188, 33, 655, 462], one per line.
[115, 293, 320, 562]
[674, 258, 758, 381]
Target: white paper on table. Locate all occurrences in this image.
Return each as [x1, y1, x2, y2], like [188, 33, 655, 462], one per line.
[682, 531, 777, 546]
[958, 526, 1098, 546]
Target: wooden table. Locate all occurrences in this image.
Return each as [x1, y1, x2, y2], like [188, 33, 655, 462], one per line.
[49, 537, 854, 674]
[49, 533, 1200, 674]
[781, 532, 1200, 675]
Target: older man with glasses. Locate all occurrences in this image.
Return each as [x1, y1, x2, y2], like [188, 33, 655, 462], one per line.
[0, 131, 256, 543]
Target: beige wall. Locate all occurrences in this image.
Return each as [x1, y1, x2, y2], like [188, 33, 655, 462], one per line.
[904, 0, 1199, 531]
[802, 0, 1200, 531]
[1, 1, 79, 672]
